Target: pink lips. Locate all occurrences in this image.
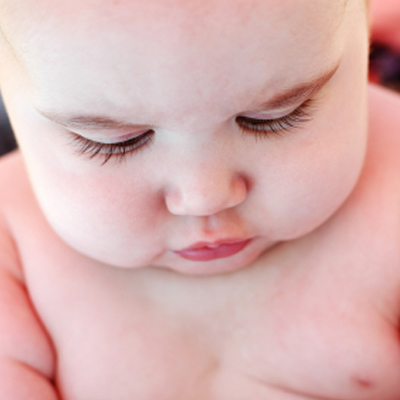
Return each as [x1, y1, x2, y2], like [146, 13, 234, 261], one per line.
[174, 239, 252, 262]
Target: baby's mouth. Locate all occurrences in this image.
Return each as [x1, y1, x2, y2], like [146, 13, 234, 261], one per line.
[174, 239, 252, 262]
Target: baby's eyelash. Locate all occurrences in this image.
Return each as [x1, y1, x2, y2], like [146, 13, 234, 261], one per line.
[70, 100, 315, 164]
[71, 130, 154, 165]
[236, 99, 314, 137]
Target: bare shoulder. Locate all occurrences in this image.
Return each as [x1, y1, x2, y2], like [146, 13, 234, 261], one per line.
[0, 150, 40, 238]
[0, 150, 31, 208]
[0, 151, 32, 276]
[0, 152, 58, 397]
[0, 151, 27, 275]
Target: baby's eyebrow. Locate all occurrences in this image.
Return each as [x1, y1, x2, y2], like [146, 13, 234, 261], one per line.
[36, 62, 340, 129]
[36, 111, 132, 130]
[257, 62, 340, 110]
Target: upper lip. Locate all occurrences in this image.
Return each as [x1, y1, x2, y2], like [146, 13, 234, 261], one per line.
[177, 238, 249, 252]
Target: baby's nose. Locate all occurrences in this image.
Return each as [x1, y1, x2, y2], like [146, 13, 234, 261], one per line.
[164, 167, 248, 217]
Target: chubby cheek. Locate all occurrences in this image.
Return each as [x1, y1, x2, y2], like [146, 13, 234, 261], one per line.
[8, 106, 163, 267]
[28, 157, 167, 266]
[5, 81, 165, 265]
[270, 75, 368, 238]
[249, 105, 367, 241]
[285, 157, 362, 235]
[278, 136, 366, 238]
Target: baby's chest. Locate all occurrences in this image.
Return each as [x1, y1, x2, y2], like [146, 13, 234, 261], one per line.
[33, 253, 400, 400]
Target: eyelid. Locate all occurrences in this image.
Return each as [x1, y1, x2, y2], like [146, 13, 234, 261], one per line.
[236, 98, 315, 136]
[69, 128, 152, 143]
[240, 104, 300, 121]
[240, 61, 338, 121]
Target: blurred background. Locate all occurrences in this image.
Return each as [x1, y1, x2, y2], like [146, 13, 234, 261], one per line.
[0, 96, 16, 157]
[1, 0, 400, 158]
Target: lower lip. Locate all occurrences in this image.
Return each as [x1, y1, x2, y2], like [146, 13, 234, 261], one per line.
[175, 239, 252, 262]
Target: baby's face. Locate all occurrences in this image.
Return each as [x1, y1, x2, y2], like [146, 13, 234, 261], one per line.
[0, 0, 369, 275]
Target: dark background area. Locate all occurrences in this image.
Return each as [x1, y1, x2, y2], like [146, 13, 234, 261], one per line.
[0, 95, 16, 157]
[369, 44, 400, 92]
[1, 44, 400, 158]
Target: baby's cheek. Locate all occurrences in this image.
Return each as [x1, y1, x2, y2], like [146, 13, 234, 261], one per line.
[267, 145, 363, 239]
[28, 164, 144, 251]
[297, 153, 362, 222]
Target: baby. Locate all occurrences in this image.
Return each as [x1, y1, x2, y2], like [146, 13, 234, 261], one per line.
[1, 0, 400, 398]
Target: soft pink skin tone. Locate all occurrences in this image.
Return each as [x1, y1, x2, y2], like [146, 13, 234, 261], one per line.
[3, 84, 400, 400]
[1, 0, 368, 276]
[3, 1, 400, 399]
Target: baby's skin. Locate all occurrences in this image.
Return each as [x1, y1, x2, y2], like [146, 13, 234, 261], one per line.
[1, 0, 400, 399]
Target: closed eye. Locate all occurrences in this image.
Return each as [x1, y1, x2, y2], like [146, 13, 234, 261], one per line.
[236, 99, 314, 137]
[71, 130, 155, 165]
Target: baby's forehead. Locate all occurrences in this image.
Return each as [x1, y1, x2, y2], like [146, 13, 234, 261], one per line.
[0, 0, 350, 84]
[0, 0, 348, 40]
[0, 0, 353, 121]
